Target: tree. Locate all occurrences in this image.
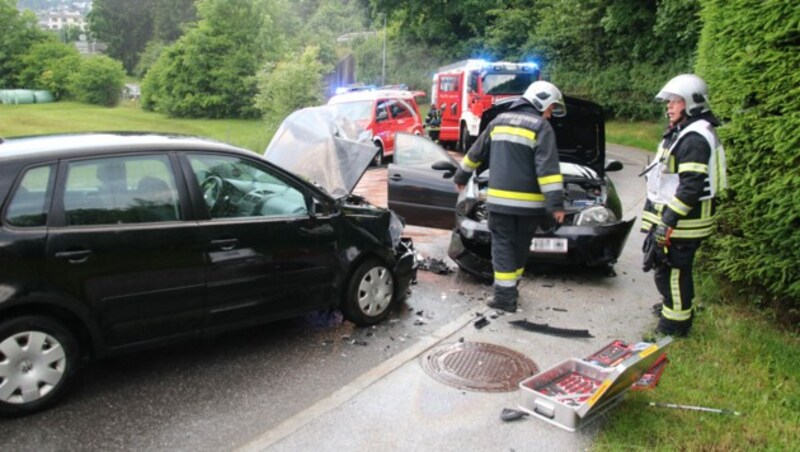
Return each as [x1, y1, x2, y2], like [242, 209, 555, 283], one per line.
[70, 55, 126, 107]
[367, 0, 503, 56]
[255, 45, 331, 124]
[88, 0, 155, 74]
[89, 0, 197, 74]
[142, 0, 275, 118]
[152, 0, 197, 42]
[0, 0, 50, 87]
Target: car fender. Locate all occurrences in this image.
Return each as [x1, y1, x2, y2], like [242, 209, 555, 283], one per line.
[0, 289, 103, 359]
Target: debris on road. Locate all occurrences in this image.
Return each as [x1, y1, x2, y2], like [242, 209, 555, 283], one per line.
[500, 408, 529, 422]
[418, 257, 454, 275]
[508, 319, 594, 338]
[474, 316, 490, 329]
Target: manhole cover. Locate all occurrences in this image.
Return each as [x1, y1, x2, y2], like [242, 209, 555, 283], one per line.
[420, 342, 538, 392]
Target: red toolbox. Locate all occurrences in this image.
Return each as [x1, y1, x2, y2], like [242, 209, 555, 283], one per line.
[518, 337, 672, 431]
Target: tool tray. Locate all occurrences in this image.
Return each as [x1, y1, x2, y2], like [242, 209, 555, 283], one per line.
[518, 337, 672, 431]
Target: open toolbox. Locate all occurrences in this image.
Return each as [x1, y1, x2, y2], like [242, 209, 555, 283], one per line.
[518, 337, 672, 431]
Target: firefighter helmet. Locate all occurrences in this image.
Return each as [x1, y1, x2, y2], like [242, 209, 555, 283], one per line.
[655, 74, 710, 116]
[522, 81, 566, 117]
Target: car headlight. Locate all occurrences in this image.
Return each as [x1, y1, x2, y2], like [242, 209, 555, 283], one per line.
[575, 206, 617, 226]
[388, 211, 404, 248]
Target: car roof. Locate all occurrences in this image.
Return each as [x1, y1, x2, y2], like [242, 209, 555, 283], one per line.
[327, 89, 420, 104]
[0, 132, 252, 162]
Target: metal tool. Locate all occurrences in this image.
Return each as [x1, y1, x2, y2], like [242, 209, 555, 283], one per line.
[649, 402, 743, 416]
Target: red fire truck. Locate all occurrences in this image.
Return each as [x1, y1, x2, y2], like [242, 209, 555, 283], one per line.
[431, 59, 541, 152]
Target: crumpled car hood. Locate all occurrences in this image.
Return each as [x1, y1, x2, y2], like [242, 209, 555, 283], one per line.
[263, 106, 377, 198]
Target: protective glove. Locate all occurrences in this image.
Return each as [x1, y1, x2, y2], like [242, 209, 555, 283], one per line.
[654, 224, 674, 248]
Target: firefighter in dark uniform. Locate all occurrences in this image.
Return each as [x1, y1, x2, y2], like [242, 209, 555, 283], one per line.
[642, 74, 727, 336]
[425, 104, 442, 142]
[453, 81, 566, 313]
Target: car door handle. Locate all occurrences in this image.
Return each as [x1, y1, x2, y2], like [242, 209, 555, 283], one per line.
[389, 174, 403, 181]
[55, 250, 92, 264]
[210, 238, 238, 251]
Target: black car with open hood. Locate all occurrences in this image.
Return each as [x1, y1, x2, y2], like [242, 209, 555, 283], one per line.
[387, 96, 635, 280]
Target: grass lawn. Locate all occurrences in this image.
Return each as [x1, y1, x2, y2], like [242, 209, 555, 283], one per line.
[0, 101, 272, 153]
[605, 120, 664, 151]
[594, 277, 800, 451]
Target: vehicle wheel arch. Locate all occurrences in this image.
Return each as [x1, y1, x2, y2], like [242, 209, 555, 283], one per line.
[0, 314, 81, 416]
[0, 301, 96, 361]
[338, 251, 399, 326]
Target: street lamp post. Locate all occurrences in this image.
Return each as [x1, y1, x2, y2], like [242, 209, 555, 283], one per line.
[381, 13, 386, 86]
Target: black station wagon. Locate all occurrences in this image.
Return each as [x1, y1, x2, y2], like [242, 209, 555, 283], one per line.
[0, 132, 416, 416]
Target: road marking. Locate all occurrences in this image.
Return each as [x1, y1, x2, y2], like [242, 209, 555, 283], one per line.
[236, 309, 486, 452]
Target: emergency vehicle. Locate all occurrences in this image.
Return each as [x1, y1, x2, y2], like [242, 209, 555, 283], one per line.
[327, 89, 425, 165]
[431, 60, 541, 152]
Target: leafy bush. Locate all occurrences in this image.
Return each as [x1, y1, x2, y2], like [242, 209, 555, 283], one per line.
[134, 40, 166, 79]
[140, 0, 268, 118]
[17, 41, 81, 99]
[255, 46, 331, 124]
[696, 0, 800, 310]
[69, 56, 126, 107]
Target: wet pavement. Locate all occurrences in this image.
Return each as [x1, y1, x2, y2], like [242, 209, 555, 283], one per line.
[238, 143, 660, 451]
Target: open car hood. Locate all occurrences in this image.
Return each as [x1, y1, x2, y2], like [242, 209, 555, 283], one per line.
[263, 106, 377, 198]
[480, 96, 606, 177]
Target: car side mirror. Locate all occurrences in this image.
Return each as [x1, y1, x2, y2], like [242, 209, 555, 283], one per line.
[605, 160, 624, 172]
[432, 160, 457, 179]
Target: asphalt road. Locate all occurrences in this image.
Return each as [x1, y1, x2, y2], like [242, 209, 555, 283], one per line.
[0, 144, 652, 451]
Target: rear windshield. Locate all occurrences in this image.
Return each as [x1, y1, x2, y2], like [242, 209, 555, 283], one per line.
[482, 73, 538, 95]
[328, 101, 373, 122]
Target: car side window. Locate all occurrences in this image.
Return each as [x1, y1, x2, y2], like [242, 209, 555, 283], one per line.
[389, 99, 414, 120]
[187, 154, 308, 219]
[63, 155, 180, 226]
[375, 100, 389, 122]
[5, 165, 55, 227]
[439, 76, 459, 92]
[394, 134, 452, 168]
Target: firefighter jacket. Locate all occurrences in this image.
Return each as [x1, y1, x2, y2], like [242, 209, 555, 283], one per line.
[453, 100, 564, 216]
[641, 112, 727, 240]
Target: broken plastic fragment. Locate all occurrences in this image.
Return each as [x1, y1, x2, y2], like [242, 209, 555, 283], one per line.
[500, 408, 529, 422]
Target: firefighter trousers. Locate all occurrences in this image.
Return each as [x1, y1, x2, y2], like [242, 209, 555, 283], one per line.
[488, 212, 544, 306]
[654, 239, 701, 335]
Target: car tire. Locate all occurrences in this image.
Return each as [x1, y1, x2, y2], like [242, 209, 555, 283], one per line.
[341, 258, 396, 326]
[0, 316, 79, 417]
[372, 143, 384, 167]
[458, 124, 470, 153]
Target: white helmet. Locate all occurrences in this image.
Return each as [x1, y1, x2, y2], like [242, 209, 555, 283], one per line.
[523, 81, 566, 117]
[655, 74, 710, 116]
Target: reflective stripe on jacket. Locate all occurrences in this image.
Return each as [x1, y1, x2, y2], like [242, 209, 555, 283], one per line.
[641, 115, 727, 240]
[453, 101, 563, 216]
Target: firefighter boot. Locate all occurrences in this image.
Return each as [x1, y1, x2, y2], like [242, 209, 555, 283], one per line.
[487, 285, 518, 313]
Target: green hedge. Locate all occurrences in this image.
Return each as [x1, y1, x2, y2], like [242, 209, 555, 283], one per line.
[70, 56, 126, 107]
[696, 0, 800, 310]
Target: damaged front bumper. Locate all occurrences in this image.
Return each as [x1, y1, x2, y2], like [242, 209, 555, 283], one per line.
[393, 237, 418, 299]
[448, 217, 636, 280]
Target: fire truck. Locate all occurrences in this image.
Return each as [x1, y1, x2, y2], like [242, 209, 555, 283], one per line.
[431, 59, 541, 152]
